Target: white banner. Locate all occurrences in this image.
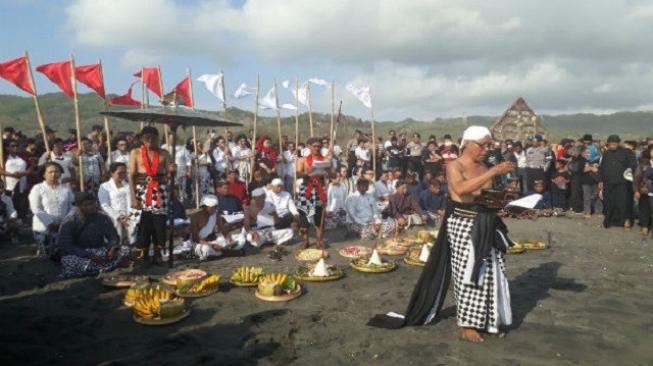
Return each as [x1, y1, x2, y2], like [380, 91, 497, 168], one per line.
[259, 85, 278, 110]
[309, 78, 330, 88]
[197, 73, 225, 102]
[346, 83, 372, 109]
[233, 82, 255, 99]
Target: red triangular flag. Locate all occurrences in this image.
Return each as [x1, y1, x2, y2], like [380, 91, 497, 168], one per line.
[36, 61, 74, 98]
[133, 67, 162, 97]
[108, 81, 141, 107]
[173, 76, 192, 107]
[75, 64, 105, 99]
[0, 56, 35, 95]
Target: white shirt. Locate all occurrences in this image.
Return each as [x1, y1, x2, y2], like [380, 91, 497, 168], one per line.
[355, 146, 371, 162]
[346, 191, 381, 225]
[4, 155, 27, 193]
[283, 150, 297, 177]
[28, 182, 74, 232]
[39, 152, 74, 181]
[327, 183, 347, 213]
[211, 147, 228, 173]
[374, 180, 392, 199]
[231, 145, 252, 170]
[514, 151, 527, 168]
[1, 194, 17, 219]
[162, 144, 192, 172]
[111, 150, 130, 165]
[266, 190, 298, 217]
[98, 179, 131, 221]
[82, 153, 104, 179]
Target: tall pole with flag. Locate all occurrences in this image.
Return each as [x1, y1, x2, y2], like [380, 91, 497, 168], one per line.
[273, 80, 283, 157]
[346, 83, 375, 174]
[157, 66, 170, 148]
[98, 59, 111, 164]
[188, 68, 201, 209]
[251, 74, 260, 182]
[220, 69, 227, 119]
[330, 81, 335, 148]
[70, 55, 85, 192]
[140, 67, 145, 130]
[307, 83, 314, 136]
[23, 52, 50, 155]
[294, 79, 300, 198]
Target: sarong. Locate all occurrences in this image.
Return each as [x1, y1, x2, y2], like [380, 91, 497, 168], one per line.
[60, 248, 127, 278]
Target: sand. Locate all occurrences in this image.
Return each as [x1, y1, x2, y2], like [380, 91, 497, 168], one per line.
[1, 215, 652, 366]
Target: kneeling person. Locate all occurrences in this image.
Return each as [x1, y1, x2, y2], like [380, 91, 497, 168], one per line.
[191, 194, 246, 260]
[58, 193, 127, 278]
[245, 188, 294, 247]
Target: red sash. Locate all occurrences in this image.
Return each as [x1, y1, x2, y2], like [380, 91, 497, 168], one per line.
[140, 145, 162, 208]
[304, 155, 327, 203]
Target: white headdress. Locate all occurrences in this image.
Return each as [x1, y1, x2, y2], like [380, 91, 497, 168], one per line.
[461, 126, 492, 147]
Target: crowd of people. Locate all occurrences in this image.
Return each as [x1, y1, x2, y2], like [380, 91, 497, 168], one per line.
[0, 122, 649, 278]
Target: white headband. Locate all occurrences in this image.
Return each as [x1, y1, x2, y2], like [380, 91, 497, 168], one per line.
[461, 126, 492, 147]
[251, 188, 266, 197]
[200, 194, 219, 207]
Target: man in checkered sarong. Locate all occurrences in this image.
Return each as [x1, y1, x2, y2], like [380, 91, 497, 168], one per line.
[369, 126, 517, 344]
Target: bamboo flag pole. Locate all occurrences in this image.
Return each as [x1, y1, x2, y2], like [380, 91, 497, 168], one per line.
[307, 83, 314, 136]
[220, 69, 227, 119]
[250, 74, 259, 183]
[98, 59, 111, 165]
[0, 123, 4, 184]
[140, 67, 145, 130]
[371, 107, 377, 175]
[293, 78, 299, 198]
[330, 81, 335, 147]
[24, 51, 50, 155]
[70, 55, 85, 192]
[188, 68, 200, 209]
[157, 66, 170, 148]
[274, 80, 283, 157]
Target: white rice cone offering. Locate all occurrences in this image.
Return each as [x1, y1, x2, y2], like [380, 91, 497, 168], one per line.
[311, 258, 330, 277]
[367, 249, 383, 266]
[418, 244, 431, 262]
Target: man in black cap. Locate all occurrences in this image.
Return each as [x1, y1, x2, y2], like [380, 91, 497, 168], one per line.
[57, 192, 126, 277]
[599, 135, 637, 229]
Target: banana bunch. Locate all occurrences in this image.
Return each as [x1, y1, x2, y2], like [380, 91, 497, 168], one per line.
[132, 285, 180, 319]
[124, 287, 143, 306]
[261, 273, 296, 290]
[230, 266, 264, 284]
[187, 274, 220, 294]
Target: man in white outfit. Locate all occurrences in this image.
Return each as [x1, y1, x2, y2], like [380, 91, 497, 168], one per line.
[245, 188, 294, 248]
[191, 195, 246, 261]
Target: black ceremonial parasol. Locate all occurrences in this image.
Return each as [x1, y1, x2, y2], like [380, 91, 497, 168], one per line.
[101, 106, 242, 267]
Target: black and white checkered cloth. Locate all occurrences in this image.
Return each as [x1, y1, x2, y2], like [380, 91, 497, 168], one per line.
[447, 213, 504, 331]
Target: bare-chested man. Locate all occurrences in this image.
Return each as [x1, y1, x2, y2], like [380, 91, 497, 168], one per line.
[371, 126, 516, 343]
[128, 126, 175, 264]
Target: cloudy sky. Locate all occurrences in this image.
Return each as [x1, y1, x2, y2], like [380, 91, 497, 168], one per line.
[1, 0, 653, 121]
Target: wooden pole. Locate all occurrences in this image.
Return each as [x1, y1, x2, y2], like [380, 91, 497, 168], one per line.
[293, 79, 299, 198]
[220, 69, 227, 119]
[274, 80, 283, 156]
[70, 55, 85, 192]
[0, 123, 4, 184]
[330, 81, 335, 147]
[307, 83, 314, 136]
[188, 68, 200, 209]
[24, 51, 50, 155]
[250, 74, 259, 183]
[370, 99, 376, 176]
[140, 67, 145, 130]
[98, 59, 111, 165]
[157, 66, 170, 148]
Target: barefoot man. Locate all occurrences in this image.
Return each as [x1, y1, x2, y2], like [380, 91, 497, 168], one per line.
[129, 126, 175, 264]
[295, 137, 331, 249]
[369, 126, 515, 343]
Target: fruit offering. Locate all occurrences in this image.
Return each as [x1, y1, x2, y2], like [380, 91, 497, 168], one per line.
[230, 266, 264, 285]
[131, 285, 185, 320]
[179, 274, 220, 294]
[257, 273, 298, 297]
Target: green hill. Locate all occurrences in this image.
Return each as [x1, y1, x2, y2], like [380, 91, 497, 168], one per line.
[0, 92, 650, 144]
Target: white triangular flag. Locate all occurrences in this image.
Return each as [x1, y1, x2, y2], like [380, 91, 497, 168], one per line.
[233, 82, 255, 99]
[283, 80, 309, 107]
[259, 85, 278, 110]
[196, 73, 225, 102]
[346, 83, 372, 109]
[308, 78, 330, 88]
[280, 103, 297, 111]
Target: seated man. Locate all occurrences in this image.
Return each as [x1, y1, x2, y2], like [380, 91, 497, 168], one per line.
[57, 193, 127, 278]
[374, 171, 393, 211]
[419, 179, 446, 224]
[525, 179, 552, 210]
[384, 179, 428, 229]
[0, 179, 20, 243]
[346, 178, 395, 239]
[244, 188, 294, 250]
[267, 178, 299, 230]
[190, 194, 246, 261]
[215, 180, 245, 229]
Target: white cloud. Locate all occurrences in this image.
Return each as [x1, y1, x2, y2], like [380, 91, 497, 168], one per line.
[64, 0, 653, 119]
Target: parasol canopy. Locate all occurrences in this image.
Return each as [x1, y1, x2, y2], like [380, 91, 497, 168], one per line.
[101, 106, 242, 128]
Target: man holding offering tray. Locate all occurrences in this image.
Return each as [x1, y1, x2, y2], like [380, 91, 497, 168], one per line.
[370, 126, 515, 344]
